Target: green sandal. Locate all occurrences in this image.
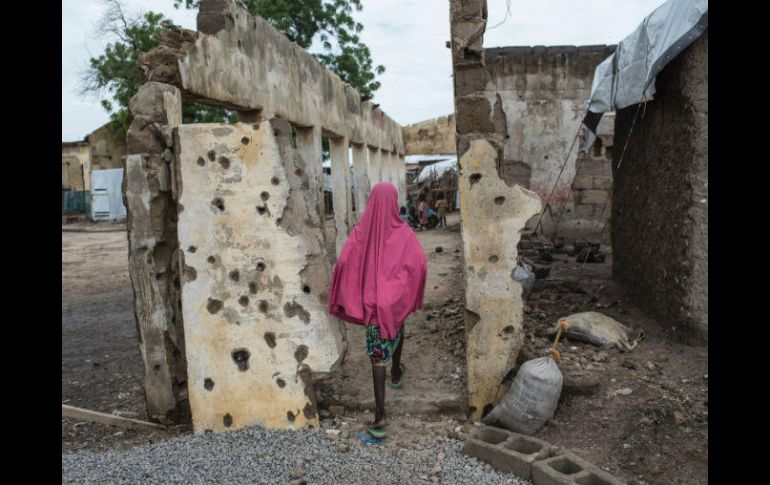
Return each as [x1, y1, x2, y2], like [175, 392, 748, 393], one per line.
[389, 363, 405, 389]
[367, 424, 387, 439]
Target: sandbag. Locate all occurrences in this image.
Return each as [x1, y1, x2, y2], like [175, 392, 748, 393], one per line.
[482, 356, 563, 435]
[547, 311, 641, 351]
[513, 261, 535, 299]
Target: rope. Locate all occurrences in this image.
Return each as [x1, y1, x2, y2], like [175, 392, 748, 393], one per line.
[533, 125, 582, 235]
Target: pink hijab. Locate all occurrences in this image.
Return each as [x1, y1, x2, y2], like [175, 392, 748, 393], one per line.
[329, 183, 427, 340]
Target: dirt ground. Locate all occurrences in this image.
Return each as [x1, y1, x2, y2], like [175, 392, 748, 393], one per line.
[62, 215, 707, 484]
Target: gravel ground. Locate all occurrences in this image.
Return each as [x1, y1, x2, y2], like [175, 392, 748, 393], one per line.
[62, 425, 532, 485]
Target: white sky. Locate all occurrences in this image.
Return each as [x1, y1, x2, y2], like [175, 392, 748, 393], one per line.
[62, 0, 664, 142]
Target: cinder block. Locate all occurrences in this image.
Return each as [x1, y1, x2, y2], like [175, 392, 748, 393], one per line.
[578, 190, 608, 205]
[532, 451, 626, 485]
[576, 159, 604, 176]
[593, 176, 612, 190]
[572, 175, 593, 190]
[462, 426, 554, 480]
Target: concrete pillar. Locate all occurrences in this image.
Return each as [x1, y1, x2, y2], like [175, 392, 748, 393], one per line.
[123, 82, 189, 424]
[294, 126, 325, 228]
[330, 137, 353, 253]
[368, 147, 381, 188]
[174, 119, 345, 433]
[381, 150, 393, 186]
[397, 154, 407, 208]
[351, 143, 370, 221]
[450, 0, 542, 420]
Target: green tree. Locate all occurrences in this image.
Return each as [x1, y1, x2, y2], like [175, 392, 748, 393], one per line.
[175, 0, 385, 97]
[80, 0, 234, 135]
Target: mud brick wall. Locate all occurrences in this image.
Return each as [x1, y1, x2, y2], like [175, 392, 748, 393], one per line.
[611, 32, 708, 342]
[402, 114, 457, 155]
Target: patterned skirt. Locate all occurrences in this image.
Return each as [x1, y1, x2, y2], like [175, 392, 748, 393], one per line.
[365, 324, 404, 366]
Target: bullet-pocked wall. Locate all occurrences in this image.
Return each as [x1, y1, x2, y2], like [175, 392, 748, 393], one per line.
[612, 32, 708, 343]
[484, 45, 616, 242]
[124, 0, 407, 429]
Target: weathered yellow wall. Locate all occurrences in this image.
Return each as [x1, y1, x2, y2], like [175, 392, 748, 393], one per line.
[459, 140, 541, 417]
[87, 123, 127, 171]
[403, 115, 456, 155]
[175, 121, 345, 433]
[61, 143, 90, 190]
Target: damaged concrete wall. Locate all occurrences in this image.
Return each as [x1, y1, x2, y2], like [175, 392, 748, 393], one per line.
[611, 32, 708, 343]
[87, 122, 128, 171]
[62, 143, 90, 190]
[125, 0, 405, 430]
[174, 120, 345, 433]
[138, 0, 403, 154]
[403, 115, 457, 155]
[124, 82, 189, 424]
[450, 0, 542, 420]
[485, 45, 615, 241]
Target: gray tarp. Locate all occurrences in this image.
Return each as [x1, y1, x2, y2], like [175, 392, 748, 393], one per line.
[582, 0, 708, 151]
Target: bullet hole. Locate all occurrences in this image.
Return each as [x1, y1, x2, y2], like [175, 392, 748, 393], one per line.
[256, 262, 266, 272]
[494, 196, 505, 205]
[223, 413, 233, 427]
[249, 282, 257, 294]
[231, 348, 250, 371]
[238, 296, 249, 307]
[271, 176, 280, 185]
[260, 191, 270, 201]
[188, 246, 197, 253]
[303, 403, 315, 419]
[469, 173, 482, 186]
[253, 123, 260, 130]
[173, 277, 181, 290]
[229, 270, 240, 282]
[302, 285, 311, 294]
[153, 364, 161, 371]
[258, 300, 269, 313]
[264, 332, 277, 348]
[489, 255, 499, 263]
[285, 301, 311, 324]
[197, 157, 205, 166]
[502, 325, 515, 334]
[207, 150, 216, 161]
[155, 273, 163, 281]
[287, 410, 296, 422]
[276, 378, 286, 388]
[275, 217, 282, 225]
[212, 197, 225, 212]
[207, 298, 223, 314]
[295, 168, 303, 176]
[218, 156, 230, 169]
[237, 40, 242, 49]
[482, 403, 494, 418]
[294, 344, 309, 363]
[273, 129, 280, 136]
[241, 136, 250, 145]
[256, 205, 268, 215]
[204, 378, 214, 391]
[207, 255, 216, 264]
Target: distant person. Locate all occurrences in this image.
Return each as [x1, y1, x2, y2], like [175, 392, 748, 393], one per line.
[417, 194, 430, 231]
[328, 183, 427, 439]
[399, 206, 409, 223]
[435, 193, 448, 228]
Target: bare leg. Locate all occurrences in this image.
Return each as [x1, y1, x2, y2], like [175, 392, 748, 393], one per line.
[391, 336, 404, 383]
[372, 365, 386, 425]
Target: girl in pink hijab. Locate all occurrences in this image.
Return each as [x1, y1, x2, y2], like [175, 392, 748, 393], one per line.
[329, 182, 427, 438]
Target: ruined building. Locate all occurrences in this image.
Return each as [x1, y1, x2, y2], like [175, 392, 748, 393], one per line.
[124, 0, 405, 430]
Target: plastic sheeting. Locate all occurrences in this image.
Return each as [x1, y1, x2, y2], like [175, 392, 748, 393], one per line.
[90, 168, 127, 221]
[582, 0, 708, 150]
[414, 157, 458, 184]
